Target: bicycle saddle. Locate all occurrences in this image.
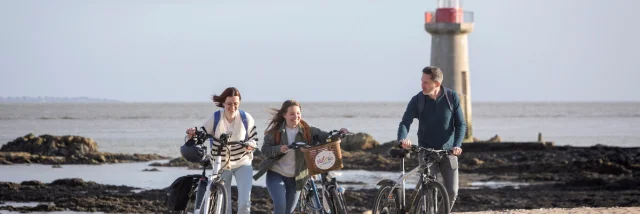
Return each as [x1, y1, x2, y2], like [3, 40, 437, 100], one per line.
[389, 148, 409, 159]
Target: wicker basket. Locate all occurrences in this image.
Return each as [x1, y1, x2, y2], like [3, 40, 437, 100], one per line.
[300, 141, 343, 176]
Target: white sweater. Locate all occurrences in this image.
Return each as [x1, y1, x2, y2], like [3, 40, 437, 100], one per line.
[270, 126, 298, 177]
[201, 109, 257, 170]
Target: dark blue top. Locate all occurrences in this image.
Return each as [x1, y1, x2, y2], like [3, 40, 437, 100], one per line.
[397, 87, 466, 149]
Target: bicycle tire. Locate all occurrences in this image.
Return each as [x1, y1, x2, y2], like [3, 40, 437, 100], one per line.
[372, 184, 400, 214]
[299, 182, 322, 214]
[206, 182, 228, 214]
[328, 187, 348, 214]
[413, 181, 450, 214]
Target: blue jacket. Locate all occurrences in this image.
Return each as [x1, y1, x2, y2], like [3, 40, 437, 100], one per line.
[397, 86, 466, 149]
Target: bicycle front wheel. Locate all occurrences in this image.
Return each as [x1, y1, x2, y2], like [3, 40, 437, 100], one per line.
[299, 183, 323, 214]
[372, 184, 400, 214]
[413, 181, 450, 214]
[207, 182, 228, 214]
[181, 189, 197, 214]
[328, 187, 348, 214]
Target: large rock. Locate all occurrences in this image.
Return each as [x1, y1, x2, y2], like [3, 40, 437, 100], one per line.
[149, 157, 202, 169]
[340, 132, 380, 151]
[0, 134, 169, 165]
[1, 133, 98, 156]
[473, 134, 502, 143]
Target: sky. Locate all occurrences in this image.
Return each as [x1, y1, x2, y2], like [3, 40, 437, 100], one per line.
[1, 0, 639, 102]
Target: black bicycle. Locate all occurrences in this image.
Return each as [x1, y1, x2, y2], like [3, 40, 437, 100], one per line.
[372, 145, 452, 214]
[291, 130, 350, 214]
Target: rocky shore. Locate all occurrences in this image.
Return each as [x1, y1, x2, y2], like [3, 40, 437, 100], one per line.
[151, 136, 639, 185]
[1, 133, 639, 213]
[1, 177, 639, 213]
[0, 134, 169, 165]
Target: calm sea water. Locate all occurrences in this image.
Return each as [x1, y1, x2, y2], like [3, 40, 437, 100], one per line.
[1, 102, 639, 158]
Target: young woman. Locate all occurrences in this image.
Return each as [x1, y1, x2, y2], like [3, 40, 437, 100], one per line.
[186, 87, 257, 214]
[253, 99, 348, 214]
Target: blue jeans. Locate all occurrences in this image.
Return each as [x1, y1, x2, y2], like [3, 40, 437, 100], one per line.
[265, 170, 300, 214]
[221, 164, 253, 214]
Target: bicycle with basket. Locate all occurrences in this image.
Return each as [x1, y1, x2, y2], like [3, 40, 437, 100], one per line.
[293, 130, 351, 214]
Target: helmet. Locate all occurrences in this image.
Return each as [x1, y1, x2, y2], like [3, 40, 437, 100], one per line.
[180, 142, 206, 163]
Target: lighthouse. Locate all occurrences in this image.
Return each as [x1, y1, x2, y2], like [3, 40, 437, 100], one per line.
[424, 0, 474, 142]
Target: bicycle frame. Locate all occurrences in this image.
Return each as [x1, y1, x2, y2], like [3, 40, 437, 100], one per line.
[378, 153, 442, 213]
[191, 140, 228, 214]
[302, 172, 345, 214]
[396, 160, 428, 207]
[195, 156, 224, 214]
[304, 175, 326, 213]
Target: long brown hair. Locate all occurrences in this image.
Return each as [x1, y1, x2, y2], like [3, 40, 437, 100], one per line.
[211, 87, 241, 108]
[265, 99, 309, 136]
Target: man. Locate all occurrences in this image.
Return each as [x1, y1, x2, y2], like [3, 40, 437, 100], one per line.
[397, 66, 466, 210]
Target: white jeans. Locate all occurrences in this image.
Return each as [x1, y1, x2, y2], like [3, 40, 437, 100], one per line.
[221, 164, 253, 214]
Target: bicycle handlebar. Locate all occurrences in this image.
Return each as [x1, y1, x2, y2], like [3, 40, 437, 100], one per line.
[324, 130, 353, 143]
[192, 130, 255, 148]
[389, 144, 452, 159]
[408, 145, 452, 155]
[288, 142, 310, 150]
[285, 129, 351, 150]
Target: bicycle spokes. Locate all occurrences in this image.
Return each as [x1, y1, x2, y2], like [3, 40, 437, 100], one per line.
[416, 187, 448, 214]
[373, 185, 400, 214]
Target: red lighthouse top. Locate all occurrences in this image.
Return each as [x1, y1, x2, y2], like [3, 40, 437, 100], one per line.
[436, 0, 462, 23]
[425, 0, 472, 24]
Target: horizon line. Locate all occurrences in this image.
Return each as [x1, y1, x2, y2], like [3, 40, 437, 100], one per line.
[2, 96, 639, 103]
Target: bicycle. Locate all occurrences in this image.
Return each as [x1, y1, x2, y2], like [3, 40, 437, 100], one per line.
[295, 130, 351, 214]
[182, 130, 256, 214]
[372, 145, 452, 214]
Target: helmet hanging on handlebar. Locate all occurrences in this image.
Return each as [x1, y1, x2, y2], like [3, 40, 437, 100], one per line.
[180, 140, 206, 163]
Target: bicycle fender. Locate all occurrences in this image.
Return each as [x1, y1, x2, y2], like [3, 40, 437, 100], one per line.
[376, 179, 396, 186]
[210, 180, 224, 192]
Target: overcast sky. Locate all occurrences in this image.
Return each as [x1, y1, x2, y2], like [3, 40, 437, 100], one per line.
[1, 0, 638, 102]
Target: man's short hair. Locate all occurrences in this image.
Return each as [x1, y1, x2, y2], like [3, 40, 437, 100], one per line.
[422, 66, 444, 83]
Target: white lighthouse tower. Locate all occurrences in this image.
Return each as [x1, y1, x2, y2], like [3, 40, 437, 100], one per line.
[424, 0, 474, 141]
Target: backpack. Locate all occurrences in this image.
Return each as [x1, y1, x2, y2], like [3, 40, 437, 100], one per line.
[165, 175, 195, 211]
[416, 87, 455, 119]
[212, 110, 250, 140]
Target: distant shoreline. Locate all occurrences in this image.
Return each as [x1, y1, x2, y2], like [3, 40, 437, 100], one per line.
[2, 100, 639, 104]
[0, 96, 119, 103]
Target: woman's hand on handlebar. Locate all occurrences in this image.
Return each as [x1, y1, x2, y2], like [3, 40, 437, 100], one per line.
[186, 127, 197, 138]
[337, 128, 349, 144]
[339, 128, 349, 134]
[280, 145, 290, 153]
[246, 140, 257, 151]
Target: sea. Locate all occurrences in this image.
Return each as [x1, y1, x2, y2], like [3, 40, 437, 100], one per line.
[0, 102, 638, 194]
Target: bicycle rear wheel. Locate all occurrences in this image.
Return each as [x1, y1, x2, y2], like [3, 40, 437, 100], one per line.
[207, 182, 228, 214]
[372, 184, 400, 214]
[413, 181, 450, 214]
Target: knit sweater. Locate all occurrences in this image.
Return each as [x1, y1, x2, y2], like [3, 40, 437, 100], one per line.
[202, 109, 257, 170]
